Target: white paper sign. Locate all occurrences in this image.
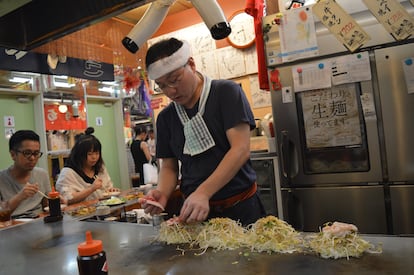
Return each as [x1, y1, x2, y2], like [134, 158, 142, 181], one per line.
[330, 51, 371, 85]
[402, 57, 414, 94]
[282, 86, 293, 103]
[249, 75, 271, 108]
[301, 84, 362, 148]
[292, 62, 332, 92]
[194, 51, 219, 79]
[363, 0, 414, 41]
[5, 128, 15, 139]
[313, 0, 370, 52]
[96, 117, 103, 126]
[4, 116, 15, 127]
[279, 6, 319, 62]
[215, 47, 246, 79]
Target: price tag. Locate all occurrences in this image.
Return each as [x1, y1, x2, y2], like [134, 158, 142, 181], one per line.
[363, 0, 414, 41]
[312, 0, 370, 52]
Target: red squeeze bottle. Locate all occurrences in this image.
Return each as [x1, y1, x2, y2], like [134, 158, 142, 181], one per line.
[77, 231, 108, 275]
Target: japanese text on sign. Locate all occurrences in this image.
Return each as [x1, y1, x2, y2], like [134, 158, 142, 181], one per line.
[363, 0, 414, 41]
[313, 0, 371, 52]
[301, 83, 362, 148]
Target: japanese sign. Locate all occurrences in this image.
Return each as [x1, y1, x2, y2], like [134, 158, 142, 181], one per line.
[0, 47, 114, 81]
[301, 83, 362, 148]
[363, 0, 414, 41]
[313, 0, 371, 52]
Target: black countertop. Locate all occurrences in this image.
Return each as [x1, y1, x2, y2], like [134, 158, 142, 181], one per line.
[1, 216, 414, 275]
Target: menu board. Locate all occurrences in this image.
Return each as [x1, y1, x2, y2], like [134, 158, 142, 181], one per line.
[300, 83, 362, 149]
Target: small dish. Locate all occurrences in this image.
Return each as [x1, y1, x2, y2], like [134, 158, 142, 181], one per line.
[14, 218, 35, 223]
[101, 191, 121, 199]
[99, 197, 126, 206]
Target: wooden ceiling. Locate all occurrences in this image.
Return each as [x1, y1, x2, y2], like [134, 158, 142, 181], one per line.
[117, 0, 193, 24]
[31, 0, 194, 69]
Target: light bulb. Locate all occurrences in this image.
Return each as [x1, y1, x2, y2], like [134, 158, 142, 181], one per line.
[58, 104, 68, 113]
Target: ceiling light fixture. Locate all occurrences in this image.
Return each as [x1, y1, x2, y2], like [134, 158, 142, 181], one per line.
[9, 76, 32, 84]
[58, 104, 68, 113]
[16, 96, 30, 103]
[58, 93, 68, 113]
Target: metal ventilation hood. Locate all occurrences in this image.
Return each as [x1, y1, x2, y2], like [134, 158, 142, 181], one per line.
[0, 0, 149, 50]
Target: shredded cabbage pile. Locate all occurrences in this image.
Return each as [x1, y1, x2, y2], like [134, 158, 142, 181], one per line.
[307, 222, 382, 259]
[156, 216, 382, 260]
[156, 220, 202, 245]
[246, 216, 303, 254]
[193, 218, 248, 252]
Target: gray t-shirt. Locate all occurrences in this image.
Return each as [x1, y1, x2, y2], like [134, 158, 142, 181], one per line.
[0, 167, 51, 216]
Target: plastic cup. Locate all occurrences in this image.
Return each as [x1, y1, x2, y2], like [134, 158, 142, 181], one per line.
[130, 173, 140, 187]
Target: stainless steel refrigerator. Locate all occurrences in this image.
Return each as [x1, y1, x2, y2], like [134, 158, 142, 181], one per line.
[263, 1, 414, 234]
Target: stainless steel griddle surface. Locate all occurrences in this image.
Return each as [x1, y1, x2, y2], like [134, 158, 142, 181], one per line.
[1, 217, 413, 275]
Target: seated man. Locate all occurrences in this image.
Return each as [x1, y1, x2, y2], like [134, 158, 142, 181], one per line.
[0, 130, 51, 218]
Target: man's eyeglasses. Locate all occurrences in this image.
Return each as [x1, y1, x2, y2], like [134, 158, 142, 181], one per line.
[15, 150, 43, 159]
[156, 63, 188, 91]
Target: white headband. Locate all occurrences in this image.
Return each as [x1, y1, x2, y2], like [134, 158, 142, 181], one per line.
[147, 40, 191, 80]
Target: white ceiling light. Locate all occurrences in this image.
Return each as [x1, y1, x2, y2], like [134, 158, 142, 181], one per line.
[98, 86, 114, 93]
[9, 76, 33, 84]
[54, 75, 75, 88]
[58, 104, 68, 113]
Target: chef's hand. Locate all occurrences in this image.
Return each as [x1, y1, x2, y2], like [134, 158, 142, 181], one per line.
[179, 191, 210, 223]
[20, 182, 39, 199]
[141, 189, 167, 215]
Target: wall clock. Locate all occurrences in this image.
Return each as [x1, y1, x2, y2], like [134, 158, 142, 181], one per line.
[227, 10, 256, 49]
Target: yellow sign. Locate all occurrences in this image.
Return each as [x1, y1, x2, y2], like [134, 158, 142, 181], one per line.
[313, 0, 371, 52]
[363, 0, 414, 41]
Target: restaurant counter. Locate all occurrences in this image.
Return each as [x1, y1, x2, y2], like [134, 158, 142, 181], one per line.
[1, 214, 414, 275]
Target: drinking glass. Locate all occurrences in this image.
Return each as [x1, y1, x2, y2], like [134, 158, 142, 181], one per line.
[0, 201, 12, 228]
[130, 173, 140, 188]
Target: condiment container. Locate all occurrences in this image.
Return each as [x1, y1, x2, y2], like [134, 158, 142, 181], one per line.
[48, 187, 62, 217]
[77, 231, 108, 275]
[43, 187, 63, 223]
[126, 211, 137, 223]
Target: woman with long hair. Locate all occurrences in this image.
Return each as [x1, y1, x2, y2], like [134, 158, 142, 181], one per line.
[56, 127, 119, 204]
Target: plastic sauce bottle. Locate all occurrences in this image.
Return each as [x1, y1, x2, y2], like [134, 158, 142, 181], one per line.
[48, 187, 61, 217]
[43, 186, 63, 223]
[77, 231, 108, 275]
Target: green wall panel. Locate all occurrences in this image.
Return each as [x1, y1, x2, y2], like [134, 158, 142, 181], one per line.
[86, 101, 121, 188]
[0, 95, 36, 169]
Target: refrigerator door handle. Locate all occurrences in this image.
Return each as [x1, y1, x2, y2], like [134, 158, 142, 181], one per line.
[281, 130, 291, 185]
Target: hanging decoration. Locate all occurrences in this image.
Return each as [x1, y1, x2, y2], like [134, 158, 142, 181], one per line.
[122, 71, 153, 118]
[123, 67, 141, 94]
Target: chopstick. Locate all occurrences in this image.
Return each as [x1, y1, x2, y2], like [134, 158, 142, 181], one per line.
[37, 190, 51, 199]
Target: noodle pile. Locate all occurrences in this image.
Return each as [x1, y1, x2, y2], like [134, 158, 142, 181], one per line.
[246, 215, 303, 254]
[156, 219, 203, 245]
[193, 218, 248, 251]
[155, 216, 382, 259]
[307, 222, 382, 259]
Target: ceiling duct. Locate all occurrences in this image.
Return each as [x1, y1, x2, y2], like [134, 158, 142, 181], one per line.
[0, 0, 150, 50]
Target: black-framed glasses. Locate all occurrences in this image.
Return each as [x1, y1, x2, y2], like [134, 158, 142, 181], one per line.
[156, 62, 189, 91]
[15, 150, 43, 159]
